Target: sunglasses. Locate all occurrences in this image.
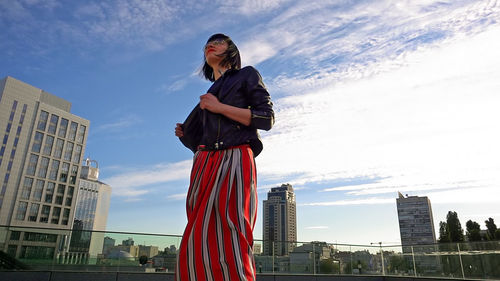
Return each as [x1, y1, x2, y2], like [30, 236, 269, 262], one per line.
[204, 39, 227, 50]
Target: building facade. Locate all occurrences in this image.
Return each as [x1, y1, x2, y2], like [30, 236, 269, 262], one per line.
[68, 158, 111, 263]
[0, 76, 89, 261]
[396, 192, 439, 273]
[262, 183, 297, 256]
[396, 192, 436, 246]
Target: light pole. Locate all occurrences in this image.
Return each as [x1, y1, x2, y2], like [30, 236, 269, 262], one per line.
[371, 242, 385, 276]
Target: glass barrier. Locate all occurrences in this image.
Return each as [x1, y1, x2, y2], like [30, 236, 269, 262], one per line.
[1, 225, 499, 280]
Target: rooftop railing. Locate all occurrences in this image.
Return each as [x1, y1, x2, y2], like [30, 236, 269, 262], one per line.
[1, 225, 499, 280]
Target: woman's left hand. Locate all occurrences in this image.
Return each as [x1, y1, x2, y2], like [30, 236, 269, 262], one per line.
[200, 93, 223, 113]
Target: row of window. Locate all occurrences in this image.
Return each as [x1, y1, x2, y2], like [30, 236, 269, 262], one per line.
[73, 188, 99, 229]
[7, 245, 55, 260]
[31, 131, 83, 164]
[26, 154, 79, 184]
[10, 231, 58, 243]
[20, 178, 74, 207]
[0, 101, 27, 210]
[37, 110, 86, 144]
[16, 201, 71, 225]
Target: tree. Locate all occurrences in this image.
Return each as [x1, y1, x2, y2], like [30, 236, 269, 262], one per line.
[387, 255, 409, 273]
[139, 255, 148, 265]
[485, 217, 498, 240]
[446, 211, 464, 242]
[465, 220, 482, 241]
[319, 258, 339, 274]
[438, 221, 450, 243]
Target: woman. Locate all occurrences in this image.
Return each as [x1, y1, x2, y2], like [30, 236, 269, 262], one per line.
[174, 33, 274, 281]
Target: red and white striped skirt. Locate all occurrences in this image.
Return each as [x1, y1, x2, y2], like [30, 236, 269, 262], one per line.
[175, 144, 258, 281]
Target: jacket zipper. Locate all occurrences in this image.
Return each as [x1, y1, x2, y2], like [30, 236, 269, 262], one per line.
[215, 116, 221, 149]
[252, 113, 272, 119]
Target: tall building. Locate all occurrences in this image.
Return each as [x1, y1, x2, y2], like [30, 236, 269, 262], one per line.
[396, 192, 439, 273]
[262, 183, 297, 256]
[396, 192, 436, 246]
[0, 76, 89, 260]
[68, 158, 111, 263]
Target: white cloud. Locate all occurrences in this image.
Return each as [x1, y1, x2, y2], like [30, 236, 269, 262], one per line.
[302, 197, 394, 206]
[167, 192, 187, 201]
[305, 226, 329, 230]
[257, 24, 500, 205]
[102, 160, 192, 196]
[94, 114, 142, 132]
[217, 0, 290, 16]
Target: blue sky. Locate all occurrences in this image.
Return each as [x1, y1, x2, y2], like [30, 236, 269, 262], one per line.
[1, 0, 500, 245]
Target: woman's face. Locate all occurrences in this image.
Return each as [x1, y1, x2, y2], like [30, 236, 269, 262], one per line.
[204, 38, 228, 66]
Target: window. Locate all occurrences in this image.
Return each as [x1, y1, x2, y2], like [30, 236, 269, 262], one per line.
[24, 232, 57, 243]
[10, 231, 21, 240]
[37, 111, 49, 131]
[48, 114, 59, 134]
[21, 177, 33, 200]
[70, 165, 78, 184]
[32, 132, 43, 153]
[43, 135, 54, 156]
[20, 246, 55, 259]
[16, 202, 28, 220]
[39, 205, 50, 223]
[7, 245, 17, 257]
[44, 182, 55, 203]
[26, 154, 38, 176]
[68, 122, 78, 141]
[20, 104, 27, 123]
[62, 208, 70, 225]
[54, 139, 64, 159]
[37, 157, 49, 178]
[48, 160, 59, 180]
[28, 203, 40, 222]
[60, 162, 69, 182]
[33, 180, 44, 201]
[65, 186, 74, 207]
[9, 101, 17, 120]
[64, 142, 73, 161]
[51, 207, 61, 224]
[7, 245, 18, 257]
[55, 184, 65, 205]
[73, 145, 82, 164]
[77, 125, 86, 144]
[58, 118, 68, 137]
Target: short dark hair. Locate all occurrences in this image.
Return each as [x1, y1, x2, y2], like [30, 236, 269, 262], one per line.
[201, 33, 241, 81]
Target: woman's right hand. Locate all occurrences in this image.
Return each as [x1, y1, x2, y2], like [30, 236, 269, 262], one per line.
[175, 123, 184, 137]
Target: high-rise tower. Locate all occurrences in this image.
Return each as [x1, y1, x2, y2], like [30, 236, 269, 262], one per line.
[0, 76, 89, 260]
[69, 158, 111, 263]
[396, 192, 436, 246]
[262, 183, 297, 256]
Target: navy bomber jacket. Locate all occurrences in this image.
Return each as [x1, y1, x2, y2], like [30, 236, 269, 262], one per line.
[179, 66, 274, 157]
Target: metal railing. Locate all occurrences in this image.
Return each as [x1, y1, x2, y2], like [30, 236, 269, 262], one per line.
[1, 225, 499, 280]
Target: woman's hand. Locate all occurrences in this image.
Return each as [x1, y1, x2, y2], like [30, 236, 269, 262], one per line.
[175, 123, 184, 137]
[200, 93, 222, 113]
[200, 93, 252, 126]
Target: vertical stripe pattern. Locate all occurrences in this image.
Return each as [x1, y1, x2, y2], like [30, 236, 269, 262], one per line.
[176, 144, 257, 281]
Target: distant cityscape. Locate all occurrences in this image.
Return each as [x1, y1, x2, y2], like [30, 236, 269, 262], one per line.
[1, 76, 499, 275]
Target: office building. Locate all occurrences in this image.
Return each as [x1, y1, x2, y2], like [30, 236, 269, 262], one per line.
[102, 236, 116, 255]
[0, 76, 89, 260]
[396, 192, 436, 246]
[396, 192, 439, 273]
[68, 158, 112, 263]
[262, 183, 297, 256]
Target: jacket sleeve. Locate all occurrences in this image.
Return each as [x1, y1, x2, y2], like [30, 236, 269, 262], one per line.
[244, 66, 275, 131]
